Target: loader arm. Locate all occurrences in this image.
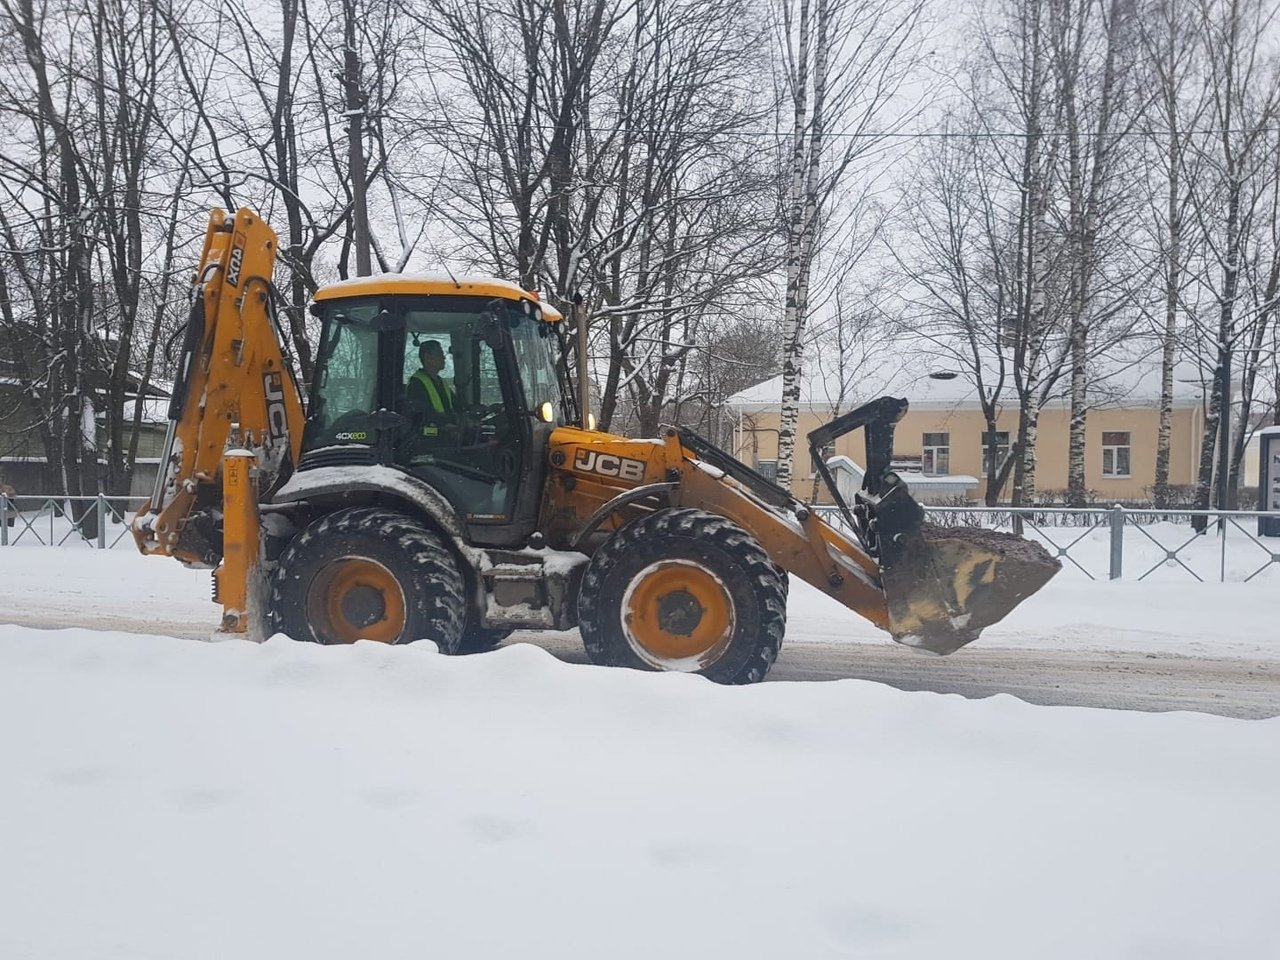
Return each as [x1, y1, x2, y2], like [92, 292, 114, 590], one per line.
[547, 416, 1059, 656]
[132, 209, 305, 618]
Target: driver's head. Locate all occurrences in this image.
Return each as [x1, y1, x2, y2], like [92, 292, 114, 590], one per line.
[419, 340, 446, 375]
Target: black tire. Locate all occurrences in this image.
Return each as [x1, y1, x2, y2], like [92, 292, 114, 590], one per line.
[456, 625, 512, 655]
[772, 562, 790, 599]
[577, 508, 787, 684]
[270, 506, 466, 651]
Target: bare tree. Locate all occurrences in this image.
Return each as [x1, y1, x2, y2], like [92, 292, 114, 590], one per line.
[410, 0, 629, 290]
[803, 265, 893, 502]
[1138, 0, 1210, 507]
[1049, 0, 1145, 507]
[416, 0, 781, 435]
[1228, 132, 1280, 490]
[1186, 0, 1280, 522]
[161, 0, 420, 380]
[907, 0, 1076, 508]
[892, 114, 1020, 505]
[773, 0, 926, 488]
[1, 0, 104, 518]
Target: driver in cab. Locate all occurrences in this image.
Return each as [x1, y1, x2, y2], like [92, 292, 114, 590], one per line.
[407, 340, 456, 440]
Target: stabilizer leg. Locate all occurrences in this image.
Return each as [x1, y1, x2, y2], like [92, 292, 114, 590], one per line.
[214, 445, 266, 638]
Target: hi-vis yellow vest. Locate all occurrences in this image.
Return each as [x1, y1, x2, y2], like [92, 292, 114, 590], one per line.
[411, 370, 454, 435]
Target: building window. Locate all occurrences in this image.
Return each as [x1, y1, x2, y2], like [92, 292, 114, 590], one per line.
[921, 433, 950, 476]
[809, 441, 835, 476]
[1101, 431, 1131, 478]
[981, 431, 1011, 475]
[755, 458, 778, 482]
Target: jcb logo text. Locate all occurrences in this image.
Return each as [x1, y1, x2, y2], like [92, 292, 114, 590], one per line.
[573, 449, 645, 482]
[264, 372, 288, 439]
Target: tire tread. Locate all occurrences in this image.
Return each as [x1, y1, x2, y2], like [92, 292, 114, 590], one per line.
[269, 506, 466, 650]
[578, 508, 787, 684]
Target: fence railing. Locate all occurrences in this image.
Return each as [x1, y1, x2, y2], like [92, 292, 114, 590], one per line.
[3, 493, 1277, 584]
[0, 494, 146, 550]
[815, 504, 1280, 584]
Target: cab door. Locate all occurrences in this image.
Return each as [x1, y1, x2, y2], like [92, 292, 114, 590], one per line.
[392, 299, 534, 544]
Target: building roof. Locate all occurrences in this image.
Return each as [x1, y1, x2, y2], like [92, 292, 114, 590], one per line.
[725, 350, 1214, 413]
[118, 397, 170, 425]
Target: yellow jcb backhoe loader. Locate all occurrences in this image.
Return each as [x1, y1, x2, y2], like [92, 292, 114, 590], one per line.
[132, 208, 1059, 683]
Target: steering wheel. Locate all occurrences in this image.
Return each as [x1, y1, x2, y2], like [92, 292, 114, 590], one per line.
[459, 403, 505, 447]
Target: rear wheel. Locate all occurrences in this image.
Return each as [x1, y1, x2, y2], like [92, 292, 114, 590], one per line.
[270, 507, 466, 651]
[577, 508, 786, 684]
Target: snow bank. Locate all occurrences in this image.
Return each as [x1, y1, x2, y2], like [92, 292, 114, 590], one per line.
[1, 626, 1277, 959]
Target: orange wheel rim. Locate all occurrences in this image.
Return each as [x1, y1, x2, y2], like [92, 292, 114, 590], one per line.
[306, 557, 407, 644]
[621, 559, 735, 670]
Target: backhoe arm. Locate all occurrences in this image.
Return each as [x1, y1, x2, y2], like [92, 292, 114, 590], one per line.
[132, 209, 305, 614]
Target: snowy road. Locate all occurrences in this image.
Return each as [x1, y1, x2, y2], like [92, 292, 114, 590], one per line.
[532, 634, 1280, 719]
[4, 608, 1276, 719]
[2, 546, 1277, 719]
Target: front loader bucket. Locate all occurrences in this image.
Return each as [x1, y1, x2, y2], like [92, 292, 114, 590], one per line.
[878, 521, 1061, 655]
[803, 395, 1060, 653]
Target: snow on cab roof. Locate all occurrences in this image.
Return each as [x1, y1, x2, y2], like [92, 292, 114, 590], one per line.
[316, 273, 536, 303]
[313, 274, 564, 322]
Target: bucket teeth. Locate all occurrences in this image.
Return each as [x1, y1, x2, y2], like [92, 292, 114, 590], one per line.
[879, 524, 1061, 655]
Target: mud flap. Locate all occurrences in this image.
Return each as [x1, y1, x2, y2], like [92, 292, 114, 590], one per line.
[869, 487, 1061, 655]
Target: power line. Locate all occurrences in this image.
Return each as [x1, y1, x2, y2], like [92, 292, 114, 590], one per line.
[405, 114, 1280, 142]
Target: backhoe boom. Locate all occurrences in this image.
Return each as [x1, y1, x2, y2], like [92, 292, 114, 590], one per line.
[132, 208, 304, 592]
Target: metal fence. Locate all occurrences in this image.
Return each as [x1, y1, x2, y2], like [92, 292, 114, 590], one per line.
[816, 504, 1280, 584]
[0, 494, 145, 550]
[3, 493, 1277, 584]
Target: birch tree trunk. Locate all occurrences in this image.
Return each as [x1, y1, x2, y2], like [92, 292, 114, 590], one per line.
[1154, 122, 1184, 507]
[775, 0, 923, 488]
[775, 0, 816, 491]
[1055, 0, 1132, 508]
[1141, 0, 1199, 509]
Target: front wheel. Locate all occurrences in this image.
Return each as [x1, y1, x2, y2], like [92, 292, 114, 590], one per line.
[577, 509, 787, 684]
[456, 625, 512, 654]
[269, 507, 466, 651]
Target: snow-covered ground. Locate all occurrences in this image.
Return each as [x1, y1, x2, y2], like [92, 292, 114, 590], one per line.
[1, 541, 1277, 661]
[2, 626, 1277, 959]
[1, 538, 1277, 956]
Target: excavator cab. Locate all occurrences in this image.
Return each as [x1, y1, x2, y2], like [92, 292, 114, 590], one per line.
[301, 285, 568, 545]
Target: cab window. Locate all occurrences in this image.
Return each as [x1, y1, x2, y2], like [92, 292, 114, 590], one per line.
[305, 299, 381, 447]
[394, 306, 520, 521]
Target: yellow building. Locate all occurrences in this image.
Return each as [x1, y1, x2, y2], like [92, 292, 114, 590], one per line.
[725, 363, 1210, 504]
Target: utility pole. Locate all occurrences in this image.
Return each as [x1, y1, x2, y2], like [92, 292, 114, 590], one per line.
[342, 0, 371, 276]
